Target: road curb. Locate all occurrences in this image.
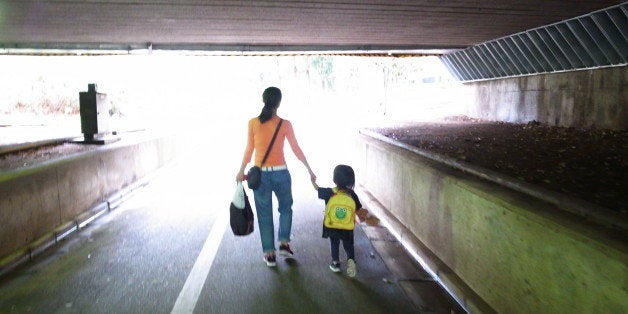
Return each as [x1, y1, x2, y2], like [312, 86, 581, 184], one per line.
[357, 186, 494, 314]
[0, 162, 171, 279]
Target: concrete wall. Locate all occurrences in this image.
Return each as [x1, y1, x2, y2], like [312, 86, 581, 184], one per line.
[355, 133, 627, 313]
[466, 66, 627, 130]
[0, 135, 177, 261]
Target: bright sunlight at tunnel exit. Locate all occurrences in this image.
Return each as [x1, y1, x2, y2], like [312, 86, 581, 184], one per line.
[0, 54, 467, 131]
[0, 54, 469, 183]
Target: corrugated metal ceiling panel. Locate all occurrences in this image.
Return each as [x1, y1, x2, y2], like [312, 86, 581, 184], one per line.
[441, 3, 628, 81]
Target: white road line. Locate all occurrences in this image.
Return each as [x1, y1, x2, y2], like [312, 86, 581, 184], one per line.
[171, 211, 228, 314]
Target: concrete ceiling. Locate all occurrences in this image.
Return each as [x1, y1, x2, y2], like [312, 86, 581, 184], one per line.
[0, 1, 624, 53]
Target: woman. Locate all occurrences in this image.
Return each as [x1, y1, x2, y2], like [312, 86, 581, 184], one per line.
[236, 87, 316, 267]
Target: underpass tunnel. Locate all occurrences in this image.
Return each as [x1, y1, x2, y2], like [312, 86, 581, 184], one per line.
[0, 52, 475, 313]
[0, 2, 626, 313]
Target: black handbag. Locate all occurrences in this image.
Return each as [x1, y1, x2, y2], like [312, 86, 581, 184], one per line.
[230, 187, 255, 236]
[246, 166, 262, 190]
[247, 119, 283, 190]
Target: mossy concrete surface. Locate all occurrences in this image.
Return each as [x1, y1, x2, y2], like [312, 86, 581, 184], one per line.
[0, 134, 178, 264]
[355, 133, 627, 313]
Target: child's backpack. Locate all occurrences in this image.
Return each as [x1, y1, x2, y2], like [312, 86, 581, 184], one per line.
[324, 188, 357, 230]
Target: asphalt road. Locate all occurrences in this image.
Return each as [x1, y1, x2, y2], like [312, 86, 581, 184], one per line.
[0, 144, 463, 313]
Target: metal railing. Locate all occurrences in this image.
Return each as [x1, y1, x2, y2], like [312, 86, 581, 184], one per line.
[441, 3, 628, 81]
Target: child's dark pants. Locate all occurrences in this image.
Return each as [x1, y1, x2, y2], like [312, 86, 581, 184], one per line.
[330, 236, 355, 261]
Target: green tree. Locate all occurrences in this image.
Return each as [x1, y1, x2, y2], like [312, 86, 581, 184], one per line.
[310, 56, 334, 89]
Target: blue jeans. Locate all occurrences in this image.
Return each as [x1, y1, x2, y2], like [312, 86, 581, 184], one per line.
[253, 169, 293, 253]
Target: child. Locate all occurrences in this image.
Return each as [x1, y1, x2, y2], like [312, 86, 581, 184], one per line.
[312, 164, 368, 277]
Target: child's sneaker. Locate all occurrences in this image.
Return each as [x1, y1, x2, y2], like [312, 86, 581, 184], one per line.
[346, 259, 356, 277]
[264, 254, 277, 267]
[329, 261, 341, 273]
[278, 243, 294, 257]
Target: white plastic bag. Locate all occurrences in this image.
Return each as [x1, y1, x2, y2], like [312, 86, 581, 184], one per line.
[232, 182, 246, 209]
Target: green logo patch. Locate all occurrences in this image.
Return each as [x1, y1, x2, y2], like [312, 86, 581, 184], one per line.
[335, 207, 348, 219]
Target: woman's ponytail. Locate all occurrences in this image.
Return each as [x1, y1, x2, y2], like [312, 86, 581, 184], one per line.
[258, 87, 282, 123]
[259, 105, 274, 123]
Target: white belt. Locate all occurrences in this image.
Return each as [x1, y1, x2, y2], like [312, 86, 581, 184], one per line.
[260, 165, 288, 171]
